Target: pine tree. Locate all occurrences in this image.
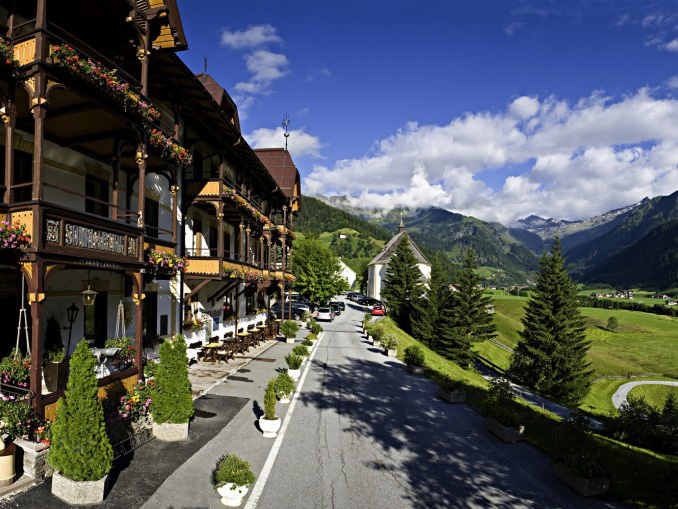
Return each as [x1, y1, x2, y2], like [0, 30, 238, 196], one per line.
[381, 237, 425, 333]
[509, 239, 592, 405]
[435, 249, 496, 367]
[152, 335, 194, 424]
[48, 340, 113, 481]
[411, 256, 445, 349]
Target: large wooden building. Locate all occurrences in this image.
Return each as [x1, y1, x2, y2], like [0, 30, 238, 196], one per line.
[0, 0, 300, 418]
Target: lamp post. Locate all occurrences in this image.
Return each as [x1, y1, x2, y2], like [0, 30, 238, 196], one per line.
[64, 302, 79, 357]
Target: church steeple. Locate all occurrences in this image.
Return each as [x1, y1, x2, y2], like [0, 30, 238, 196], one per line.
[398, 213, 405, 233]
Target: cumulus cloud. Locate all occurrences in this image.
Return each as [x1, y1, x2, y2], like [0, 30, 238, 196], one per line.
[664, 38, 678, 52]
[221, 24, 282, 49]
[304, 88, 678, 225]
[235, 50, 289, 95]
[247, 127, 324, 159]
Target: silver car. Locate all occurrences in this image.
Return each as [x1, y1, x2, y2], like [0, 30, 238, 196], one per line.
[316, 306, 335, 322]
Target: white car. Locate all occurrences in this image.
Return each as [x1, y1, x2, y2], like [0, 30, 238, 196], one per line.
[316, 307, 335, 322]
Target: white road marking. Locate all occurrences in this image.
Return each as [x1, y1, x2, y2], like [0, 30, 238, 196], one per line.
[244, 331, 325, 509]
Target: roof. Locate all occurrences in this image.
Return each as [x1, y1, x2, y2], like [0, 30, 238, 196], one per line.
[368, 230, 431, 267]
[253, 148, 302, 204]
[339, 259, 356, 275]
[195, 74, 240, 132]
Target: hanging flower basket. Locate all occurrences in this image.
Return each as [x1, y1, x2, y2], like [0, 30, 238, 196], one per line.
[50, 44, 161, 124]
[146, 249, 186, 276]
[224, 267, 264, 282]
[148, 129, 193, 167]
[0, 222, 31, 252]
[223, 188, 269, 224]
[0, 38, 22, 79]
[0, 352, 30, 388]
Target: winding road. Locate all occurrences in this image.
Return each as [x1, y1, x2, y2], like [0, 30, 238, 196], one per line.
[611, 381, 678, 409]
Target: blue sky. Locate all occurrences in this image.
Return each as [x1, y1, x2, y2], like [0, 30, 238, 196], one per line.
[178, 0, 678, 224]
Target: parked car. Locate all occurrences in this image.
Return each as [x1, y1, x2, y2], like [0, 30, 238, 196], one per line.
[358, 297, 381, 308]
[331, 301, 345, 311]
[348, 293, 365, 302]
[270, 301, 310, 320]
[371, 305, 386, 316]
[316, 307, 335, 322]
[330, 302, 342, 315]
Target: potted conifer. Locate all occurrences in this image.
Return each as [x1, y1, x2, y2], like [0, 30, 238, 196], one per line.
[151, 335, 194, 441]
[213, 453, 256, 507]
[362, 313, 372, 334]
[381, 334, 399, 357]
[280, 320, 298, 344]
[259, 380, 281, 438]
[437, 377, 466, 403]
[552, 445, 611, 497]
[404, 345, 425, 375]
[48, 340, 113, 505]
[484, 378, 524, 443]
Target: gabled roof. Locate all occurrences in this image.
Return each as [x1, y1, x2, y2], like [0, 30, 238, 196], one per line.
[195, 73, 240, 132]
[368, 230, 431, 267]
[253, 148, 302, 204]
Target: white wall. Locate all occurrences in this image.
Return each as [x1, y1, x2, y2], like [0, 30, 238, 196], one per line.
[339, 261, 356, 288]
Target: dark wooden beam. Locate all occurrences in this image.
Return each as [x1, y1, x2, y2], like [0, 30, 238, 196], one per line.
[62, 129, 129, 147]
[183, 279, 211, 303]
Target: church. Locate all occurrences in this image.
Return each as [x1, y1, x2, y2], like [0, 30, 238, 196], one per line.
[367, 219, 432, 301]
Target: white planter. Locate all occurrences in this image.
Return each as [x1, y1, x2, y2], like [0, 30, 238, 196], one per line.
[288, 368, 301, 381]
[373, 340, 381, 347]
[152, 421, 189, 441]
[285, 337, 295, 344]
[217, 483, 250, 507]
[385, 349, 398, 357]
[259, 417, 281, 438]
[52, 471, 108, 505]
[278, 396, 291, 404]
[407, 364, 425, 375]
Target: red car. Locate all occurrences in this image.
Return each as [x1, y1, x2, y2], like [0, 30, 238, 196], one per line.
[371, 305, 385, 316]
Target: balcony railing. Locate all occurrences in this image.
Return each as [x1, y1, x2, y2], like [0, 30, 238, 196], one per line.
[189, 176, 271, 222]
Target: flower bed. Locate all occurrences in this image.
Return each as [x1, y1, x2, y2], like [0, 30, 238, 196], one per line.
[148, 129, 193, 167]
[119, 379, 154, 422]
[223, 188, 269, 224]
[0, 37, 21, 79]
[0, 221, 31, 251]
[50, 44, 160, 124]
[147, 249, 186, 276]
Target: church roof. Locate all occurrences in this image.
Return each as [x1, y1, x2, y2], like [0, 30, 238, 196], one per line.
[368, 230, 431, 267]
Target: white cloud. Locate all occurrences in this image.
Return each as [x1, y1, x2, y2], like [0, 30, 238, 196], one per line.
[235, 50, 289, 95]
[306, 67, 333, 82]
[304, 87, 678, 225]
[247, 127, 324, 159]
[510, 96, 540, 119]
[667, 76, 678, 89]
[664, 38, 678, 52]
[221, 24, 282, 49]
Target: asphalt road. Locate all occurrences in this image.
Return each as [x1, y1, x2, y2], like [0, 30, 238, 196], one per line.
[612, 380, 678, 409]
[252, 302, 617, 509]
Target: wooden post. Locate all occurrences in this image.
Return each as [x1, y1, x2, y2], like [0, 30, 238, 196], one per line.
[136, 145, 146, 227]
[132, 273, 144, 378]
[29, 260, 44, 415]
[217, 203, 224, 258]
[111, 138, 121, 220]
[239, 223, 245, 262]
[246, 224, 251, 264]
[171, 185, 179, 244]
[31, 72, 47, 202]
[139, 31, 150, 96]
[3, 101, 15, 204]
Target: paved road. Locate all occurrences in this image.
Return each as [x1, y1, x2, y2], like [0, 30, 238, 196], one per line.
[251, 302, 617, 509]
[611, 380, 678, 409]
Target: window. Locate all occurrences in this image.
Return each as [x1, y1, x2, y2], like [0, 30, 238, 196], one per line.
[209, 225, 218, 255]
[223, 231, 231, 259]
[85, 175, 109, 217]
[246, 291, 255, 314]
[12, 151, 33, 203]
[145, 198, 159, 238]
[193, 218, 203, 254]
[84, 291, 107, 347]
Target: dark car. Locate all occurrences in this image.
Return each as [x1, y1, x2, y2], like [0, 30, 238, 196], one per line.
[330, 302, 342, 315]
[270, 301, 310, 320]
[358, 297, 381, 308]
[331, 301, 346, 311]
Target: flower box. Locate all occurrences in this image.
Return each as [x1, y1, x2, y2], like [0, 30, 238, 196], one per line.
[551, 462, 611, 497]
[438, 386, 466, 403]
[148, 129, 192, 166]
[486, 416, 525, 443]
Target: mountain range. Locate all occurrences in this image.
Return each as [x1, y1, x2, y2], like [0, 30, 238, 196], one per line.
[302, 191, 678, 289]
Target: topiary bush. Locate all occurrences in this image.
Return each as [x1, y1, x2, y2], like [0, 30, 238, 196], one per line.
[381, 333, 399, 351]
[301, 339, 313, 347]
[48, 340, 113, 482]
[404, 345, 425, 366]
[292, 345, 309, 358]
[483, 377, 519, 427]
[369, 322, 385, 342]
[285, 353, 303, 370]
[213, 454, 256, 488]
[274, 370, 295, 400]
[306, 333, 317, 341]
[311, 323, 323, 335]
[152, 335, 194, 424]
[280, 320, 299, 339]
[264, 379, 277, 420]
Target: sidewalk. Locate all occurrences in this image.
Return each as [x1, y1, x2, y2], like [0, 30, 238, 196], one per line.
[0, 327, 313, 509]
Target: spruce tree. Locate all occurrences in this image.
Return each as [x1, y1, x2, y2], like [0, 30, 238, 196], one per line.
[48, 340, 113, 481]
[435, 248, 496, 367]
[411, 256, 445, 349]
[381, 237, 425, 333]
[152, 334, 194, 424]
[509, 238, 592, 405]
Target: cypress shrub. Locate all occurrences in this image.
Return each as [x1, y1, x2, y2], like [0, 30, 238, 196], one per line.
[280, 320, 299, 339]
[264, 380, 277, 420]
[152, 335, 194, 424]
[48, 340, 113, 481]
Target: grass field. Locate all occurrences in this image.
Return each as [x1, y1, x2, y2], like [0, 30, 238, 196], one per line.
[483, 294, 678, 415]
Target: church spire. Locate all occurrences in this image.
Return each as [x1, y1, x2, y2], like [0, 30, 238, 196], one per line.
[398, 213, 405, 232]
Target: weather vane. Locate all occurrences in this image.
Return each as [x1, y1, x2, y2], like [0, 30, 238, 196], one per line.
[282, 114, 291, 152]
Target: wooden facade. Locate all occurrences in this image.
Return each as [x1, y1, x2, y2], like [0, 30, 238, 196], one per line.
[0, 0, 298, 417]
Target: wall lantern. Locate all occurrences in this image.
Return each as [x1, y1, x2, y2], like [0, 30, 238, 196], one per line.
[81, 285, 98, 307]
